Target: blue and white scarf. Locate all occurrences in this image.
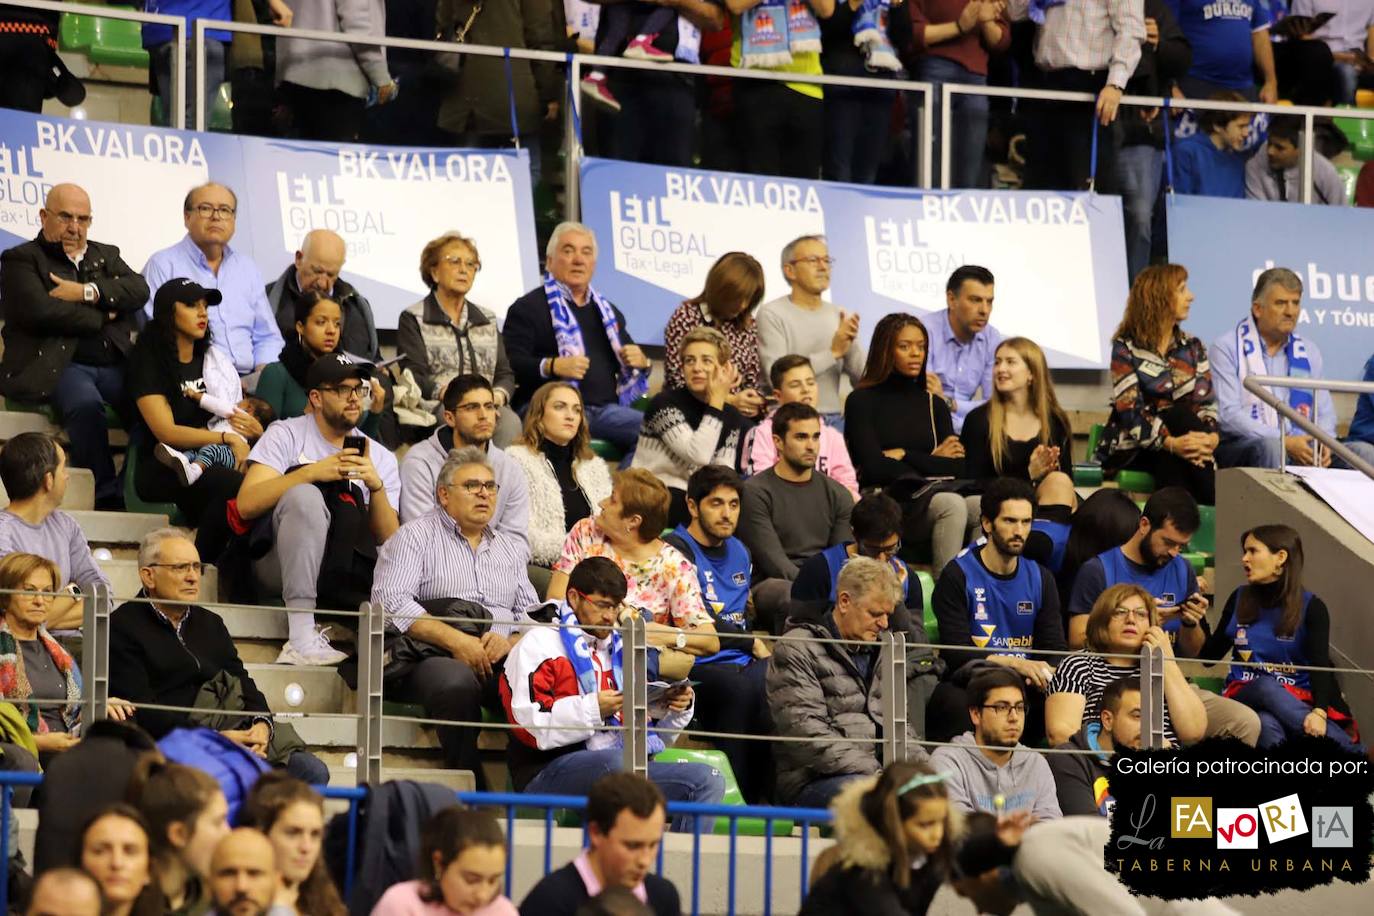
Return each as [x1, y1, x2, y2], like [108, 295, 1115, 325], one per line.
[544, 273, 648, 407]
[1235, 316, 1314, 429]
[555, 601, 664, 754]
[853, 0, 901, 72]
[741, 0, 822, 68]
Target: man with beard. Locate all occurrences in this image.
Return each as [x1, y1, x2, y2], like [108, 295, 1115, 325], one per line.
[1067, 486, 1261, 745]
[399, 375, 529, 546]
[266, 229, 381, 362]
[929, 478, 1066, 745]
[237, 354, 401, 666]
[931, 666, 1062, 820]
[1048, 675, 1143, 818]
[206, 829, 281, 916]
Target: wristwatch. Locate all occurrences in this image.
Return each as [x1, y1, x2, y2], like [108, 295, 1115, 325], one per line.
[674, 628, 687, 650]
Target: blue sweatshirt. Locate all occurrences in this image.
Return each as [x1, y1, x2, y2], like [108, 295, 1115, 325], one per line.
[1173, 131, 1247, 199]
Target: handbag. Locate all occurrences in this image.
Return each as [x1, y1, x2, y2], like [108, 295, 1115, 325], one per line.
[426, 1, 483, 90]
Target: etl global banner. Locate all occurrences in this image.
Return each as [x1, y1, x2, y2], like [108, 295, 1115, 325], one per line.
[0, 109, 539, 329]
[1168, 194, 1374, 382]
[579, 157, 1129, 367]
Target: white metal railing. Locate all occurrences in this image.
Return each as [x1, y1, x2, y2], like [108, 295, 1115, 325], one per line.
[1243, 375, 1374, 480]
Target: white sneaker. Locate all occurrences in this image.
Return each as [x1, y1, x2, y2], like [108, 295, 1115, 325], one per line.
[276, 628, 348, 666]
[154, 442, 202, 486]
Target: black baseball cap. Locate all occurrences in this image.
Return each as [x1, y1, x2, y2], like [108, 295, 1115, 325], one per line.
[306, 352, 375, 391]
[153, 277, 223, 313]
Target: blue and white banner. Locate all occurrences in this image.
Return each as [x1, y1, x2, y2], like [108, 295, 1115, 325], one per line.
[580, 157, 1129, 367]
[0, 109, 540, 329]
[1167, 194, 1374, 382]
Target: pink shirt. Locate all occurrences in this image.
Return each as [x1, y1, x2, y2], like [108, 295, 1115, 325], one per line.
[370, 881, 518, 916]
[572, 850, 649, 904]
[743, 414, 860, 499]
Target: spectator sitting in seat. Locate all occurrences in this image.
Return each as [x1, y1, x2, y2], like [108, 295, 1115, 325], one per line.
[505, 223, 651, 455]
[399, 232, 520, 446]
[663, 466, 774, 804]
[237, 354, 401, 666]
[1055, 489, 1141, 607]
[926, 266, 1002, 434]
[268, 229, 381, 363]
[237, 772, 346, 915]
[930, 666, 1061, 820]
[0, 433, 111, 629]
[372, 446, 538, 786]
[0, 553, 127, 768]
[1246, 115, 1349, 205]
[79, 805, 158, 916]
[768, 557, 930, 809]
[400, 375, 530, 539]
[740, 401, 854, 633]
[631, 326, 748, 526]
[756, 236, 862, 430]
[743, 354, 859, 499]
[25, 867, 103, 916]
[500, 558, 725, 824]
[1048, 675, 1142, 818]
[1212, 266, 1374, 471]
[256, 292, 390, 443]
[129, 760, 231, 914]
[505, 382, 614, 569]
[547, 469, 718, 678]
[927, 479, 1066, 746]
[109, 528, 329, 784]
[143, 183, 284, 390]
[518, 773, 686, 916]
[0, 182, 149, 510]
[1095, 264, 1219, 505]
[1282, 0, 1372, 105]
[373, 807, 517, 916]
[1173, 92, 1253, 199]
[1046, 585, 1206, 749]
[205, 828, 281, 916]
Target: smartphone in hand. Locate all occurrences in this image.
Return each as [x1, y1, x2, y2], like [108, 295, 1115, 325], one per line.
[342, 434, 366, 455]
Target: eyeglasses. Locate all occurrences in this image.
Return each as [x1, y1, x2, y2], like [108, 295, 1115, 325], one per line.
[858, 538, 901, 558]
[322, 384, 366, 401]
[789, 256, 834, 268]
[458, 480, 500, 495]
[579, 595, 623, 615]
[52, 211, 93, 227]
[1110, 606, 1152, 622]
[147, 562, 207, 576]
[454, 401, 498, 415]
[441, 255, 482, 273]
[981, 702, 1027, 717]
[188, 203, 236, 220]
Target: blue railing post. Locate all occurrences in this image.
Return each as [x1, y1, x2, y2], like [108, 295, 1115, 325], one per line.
[1, 783, 11, 915]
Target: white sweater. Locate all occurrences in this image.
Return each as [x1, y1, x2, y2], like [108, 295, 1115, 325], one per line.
[505, 444, 613, 567]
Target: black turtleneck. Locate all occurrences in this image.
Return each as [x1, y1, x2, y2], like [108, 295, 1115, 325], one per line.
[542, 438, 592, 531]
[842, 373, 964, 486]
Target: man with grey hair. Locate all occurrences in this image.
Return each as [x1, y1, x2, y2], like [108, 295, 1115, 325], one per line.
[504, 222, 650, 453]
[109, 527, 329, 783]
[767, 556, 928, 809]
[756, 235, 864, 430]
[1212, 267, 1374, 470]
[372, 446, 537, 783]
[266, 228, 381, 362]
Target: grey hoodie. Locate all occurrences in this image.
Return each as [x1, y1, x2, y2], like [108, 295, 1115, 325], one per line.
[930, 732, 1062, 822]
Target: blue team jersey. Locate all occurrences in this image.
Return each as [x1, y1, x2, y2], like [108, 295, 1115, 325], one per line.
[1167, 0, 1273, 89]
[1098, 547, 1194, 643]
[820, 542, 912, 603]
[1226, 589, 1313, 691]
[1032, 519, 1070, 574]
[954, 550, 1043, 658]
[671, 526, 753, 666]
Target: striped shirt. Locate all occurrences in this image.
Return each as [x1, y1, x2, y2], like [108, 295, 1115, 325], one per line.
[1048, 650, 1178, 745]
[372, 509, 539, 637]
[1007, 0, 1146, 88]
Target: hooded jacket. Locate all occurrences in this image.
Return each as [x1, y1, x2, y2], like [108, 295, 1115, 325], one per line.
[930, 732, 1062, 821]
[800, 775, 949, 915]
[1046, 725, 1115, 818]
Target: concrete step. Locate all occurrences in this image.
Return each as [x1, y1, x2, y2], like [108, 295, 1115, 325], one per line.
[0, 410, 58, 440]
[325, 764, 475, 792]
[288, 714, 441, 750]
[96, 558, 219, 603]
[0, 467, 95, 511]
[69, 509, 169, 547]
[246, 663, 346, 716]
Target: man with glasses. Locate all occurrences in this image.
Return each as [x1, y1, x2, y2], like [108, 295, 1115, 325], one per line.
[373, 447, 538, 784]
[399, 375, 530, 542]
[144, 182, 284, 391]
[267, 228, 381, 362]
[756, 235, 864, 431]
[0, 182, 149, 510]
[792, 492, 922, 625]
[109, 526, 329, 783]
[931, 666, 1061, 820]
[237, 354, 401, 666]
[924, 265, 1001, 433]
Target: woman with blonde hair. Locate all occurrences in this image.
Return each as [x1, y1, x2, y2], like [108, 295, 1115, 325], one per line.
[1096, 263, 1219, 504]
[961, 337, 1072, 488]
[1044, 582, 1206, 748]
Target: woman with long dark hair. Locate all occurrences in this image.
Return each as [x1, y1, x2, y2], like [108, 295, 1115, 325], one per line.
[128, 758, 231, 914]
[1054, 489, 1141, 607]
[79, 803, 162, 916]
[843, 313, 972, 576]
[1096, 264, 1219, 504]
[371, 807, 517, 915]
[238, 771, 345, 915]
[1200, 525, 1364, 752]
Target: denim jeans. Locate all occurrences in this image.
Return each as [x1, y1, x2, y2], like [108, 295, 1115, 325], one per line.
[824, 87, 896, 185]
[51, 362, 126, 503]
[1332, 61, 1360, 106]
[1217, 433, 1374, 470]
[524, 747, 726, 832]
[1117, 145, 1163, 280]
[791, 773, 865, 810]
[1232, 675, 1364, 753]
[916, 56, 989, 189]
[585, 402, 645, 454]
[151, 39, 226, 129]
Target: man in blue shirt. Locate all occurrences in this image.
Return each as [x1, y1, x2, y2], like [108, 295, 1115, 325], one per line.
[1212, 266, 1374, 469]
[1167, 0, 1278, 102]
[925, 265, 1002, 433]
[1173, 96, 1252, 198]
[143, 183, 284, 391]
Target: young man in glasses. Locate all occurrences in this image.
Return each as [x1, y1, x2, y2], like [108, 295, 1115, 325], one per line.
[236, 353, 401, 665]
[931, 666, 1061, 820]
[373, 446, 539, 786]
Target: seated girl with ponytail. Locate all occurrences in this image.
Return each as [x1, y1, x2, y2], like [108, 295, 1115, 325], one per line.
[128, 759, 232, 914]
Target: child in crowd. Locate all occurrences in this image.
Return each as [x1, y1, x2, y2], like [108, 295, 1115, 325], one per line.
[155, 345, 276, 487]
[579, 1, 701, 110]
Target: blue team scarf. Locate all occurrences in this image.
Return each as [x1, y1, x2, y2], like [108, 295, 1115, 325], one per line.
[853, 0, 900, 72]
[543, 273, 648, 407]
[741, 0, 821, 68]
[1235, 316, 1314, 429]
[555, 600, 665, 753]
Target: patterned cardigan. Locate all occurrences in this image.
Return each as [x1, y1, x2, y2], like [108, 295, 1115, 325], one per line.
[397, 293, 517, 402]
[1096, 331, 1219, 463]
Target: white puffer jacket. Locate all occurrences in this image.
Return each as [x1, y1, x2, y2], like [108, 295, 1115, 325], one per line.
[506, 444, 613, 566]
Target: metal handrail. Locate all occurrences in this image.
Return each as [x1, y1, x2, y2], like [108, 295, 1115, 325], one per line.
[1242, 375, 1374, 480]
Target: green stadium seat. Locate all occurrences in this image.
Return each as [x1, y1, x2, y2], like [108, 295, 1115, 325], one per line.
[653, 747, 792, 836]
[1074, 423, 1106, 487]
[1337, 164, 1361, 205]
[916, 569, 936, 643]
[122, 440, 186, 525]
[1192, 676, 1225, 694]
[1192, 504, 1215, 555]
[590, 439, 623, 462]
[60, 10, 150, 69]
[1085, 424, 1157, 494]
[1333, 110, 1374, 161]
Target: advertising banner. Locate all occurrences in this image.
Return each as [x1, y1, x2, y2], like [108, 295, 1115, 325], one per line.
[0, 109, 540, 329]
[580, 157, 1129, 367]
